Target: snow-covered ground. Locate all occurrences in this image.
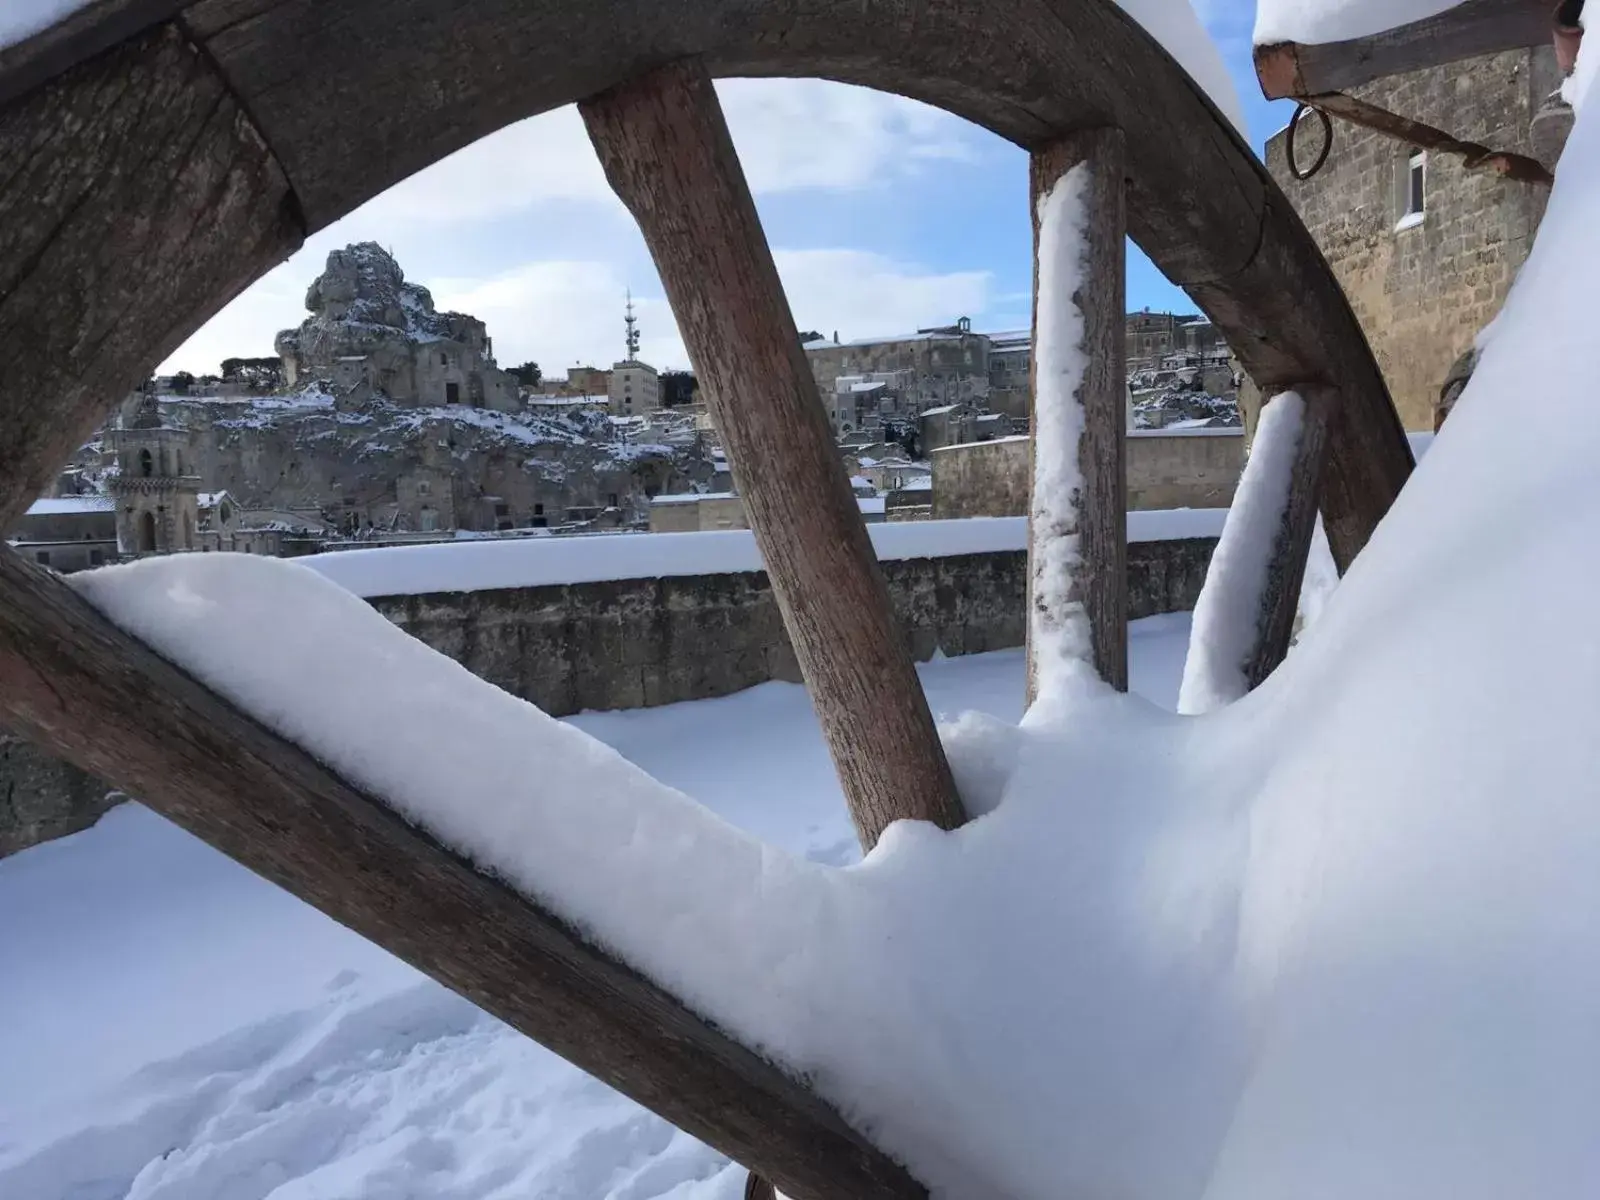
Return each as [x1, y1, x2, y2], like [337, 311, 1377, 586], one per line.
[0, 618, 1190, 1200]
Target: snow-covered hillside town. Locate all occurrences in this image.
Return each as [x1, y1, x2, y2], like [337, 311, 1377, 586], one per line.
[2, 1, 1597, 1198]
[8, 238, 1241, 565]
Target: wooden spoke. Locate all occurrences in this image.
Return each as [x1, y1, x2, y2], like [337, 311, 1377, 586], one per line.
[1179, 387, 1332, 713]
[1255, 0, 1549, 101]
[0, 545, 926, 1200]
[0, 23, 303, 531]
[1027, 129, 1129, 701]
[580, 58, 966, 847]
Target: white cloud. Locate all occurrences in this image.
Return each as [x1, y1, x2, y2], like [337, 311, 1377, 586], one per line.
[158, 79, 997, 376]
[720, 79, 974, 193]
[423, 249, 992, 377]
[773, 249, 991, 343]
[349, 79, 977, 228]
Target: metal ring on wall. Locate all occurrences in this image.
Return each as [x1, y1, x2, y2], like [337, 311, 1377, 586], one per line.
[1287, 102, 1334, 181]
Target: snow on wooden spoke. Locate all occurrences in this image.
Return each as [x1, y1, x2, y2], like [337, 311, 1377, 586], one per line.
[1027, 127, 1127, 703]
[1029, 160, 1096, 705]
[1179, 391, 1312, 715]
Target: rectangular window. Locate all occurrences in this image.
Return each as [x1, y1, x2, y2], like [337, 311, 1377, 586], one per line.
[440, 353, 448, 365]
[607, 493, 619, 507]
[1397, 150, 1427, 230]
[417, 480, 430, 496]
[534, 503, 545, 516]
[493, 503, 509, 518]
[445, 382, 461, 405]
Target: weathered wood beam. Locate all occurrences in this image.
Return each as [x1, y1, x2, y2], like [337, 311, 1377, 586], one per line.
[0, 544, 926, 1200]
[0, 22, 301, 532]
[1178, 387, 1331, 713]
[1255, 0, 1549, 100]
[1027, 129, 1128, 702]
[0, 0, 190, 109]
[580, 58, 966, 847]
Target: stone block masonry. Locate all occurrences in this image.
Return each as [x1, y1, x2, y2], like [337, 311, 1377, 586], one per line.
[368, 542, 1217, 717]
[0, 733, 120, 858]
[1264, 48, 1559, 431]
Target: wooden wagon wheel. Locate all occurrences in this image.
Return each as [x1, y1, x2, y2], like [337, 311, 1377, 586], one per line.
[0, 2, 1414, 1196]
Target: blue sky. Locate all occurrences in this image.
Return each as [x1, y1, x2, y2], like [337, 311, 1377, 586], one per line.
[164, 0, 1290, 378]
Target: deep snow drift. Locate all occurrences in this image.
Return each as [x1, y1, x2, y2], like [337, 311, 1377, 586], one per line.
[0, 628, 1190, 1200]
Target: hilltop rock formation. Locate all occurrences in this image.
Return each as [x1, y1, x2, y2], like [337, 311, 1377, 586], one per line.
[276, 243, 520, 413]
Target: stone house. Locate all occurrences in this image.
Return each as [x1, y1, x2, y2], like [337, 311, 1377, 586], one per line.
[649, 492, 748, 533]
[853, 456, 931, 492]
[567, 365, 612, 396]
[986, 330, 1032, 419]
[1263, 47, 1563, 430]
[7, 496, 117, 572]
[609, 360, 661, 416]
[396, 466, 457, 534]
[805, 319, 992, 433]
[920, 405, 1010, 454]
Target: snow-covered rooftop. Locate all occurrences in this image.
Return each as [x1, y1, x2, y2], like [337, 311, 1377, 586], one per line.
[25, 496, 114, 516]
[650, 491, 738, 506]
[920, 403, 960, 416]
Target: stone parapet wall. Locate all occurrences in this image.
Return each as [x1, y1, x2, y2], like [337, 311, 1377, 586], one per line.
[0, 734, 118, 860]
[369, 541, 1215, 717]
[1, 539, 1214, 858]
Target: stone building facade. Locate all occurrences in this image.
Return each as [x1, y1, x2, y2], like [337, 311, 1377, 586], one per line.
[1264, 48, 1561, 431]
[609, 360, 661, 416]
[986, 330, 1032, 420]
[277, 243, 521, 413]
[931, 436, 1030, 520]
[808, 315, 1228, 434]
[648, 492, 748, 532]
[7, 497, 117, 572]
[805, 320, 992, 433]
[108, 393, 201, 556]
[1125, 311, 1224, 368]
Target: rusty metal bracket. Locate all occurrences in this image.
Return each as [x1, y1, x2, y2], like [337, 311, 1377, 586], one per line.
[1296, 90, 1553, 187]
[1287, 102, 1334, 180]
